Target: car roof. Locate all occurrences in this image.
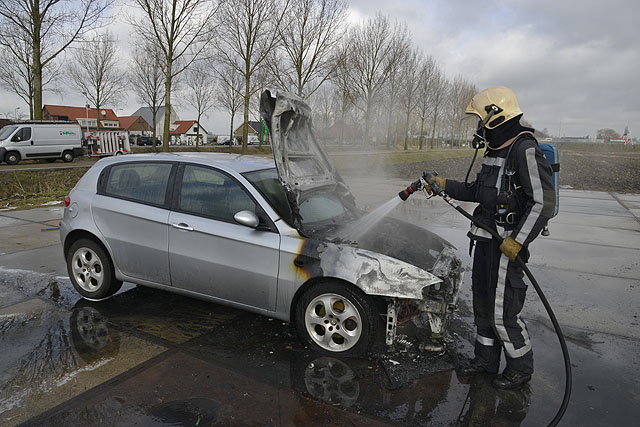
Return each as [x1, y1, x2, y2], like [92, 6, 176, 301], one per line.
[97, 152, 276, 173]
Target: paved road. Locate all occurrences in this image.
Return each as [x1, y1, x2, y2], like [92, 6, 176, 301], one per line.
[0, 179, 639, 426]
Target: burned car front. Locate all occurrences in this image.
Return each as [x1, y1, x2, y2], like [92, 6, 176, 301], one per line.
[257, 91, 462, 356]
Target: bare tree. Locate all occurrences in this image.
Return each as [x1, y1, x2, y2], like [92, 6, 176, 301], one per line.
[185, 62, 216, 149]
[0, 0, 111, 120]
[597, 128, 621, 139]
[270, 0, 347, 97]
[132, 0, 219, 151]
[130, 42, 165, 152]
[414, 55, 438, 150]
[0, 27, 60, 119]
[68, 32, 127, 131]
[215, 64, 244, 151]
[345, 13, 410, 145]
[215, 0, 288, 153]
[447, 74, 476, 147]
[381, 24, 412, 149]
[310, 83, 335, 131]
[330, 46, 355, 144]
[428, 71, 447, 149]
[399, 48, 422, 150]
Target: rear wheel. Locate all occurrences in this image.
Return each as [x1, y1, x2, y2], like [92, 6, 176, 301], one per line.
[295, 281, 378, 357]
[62, 150, 74, 162]
[67, 239, 122, 300]
[5, 151, 20, 165]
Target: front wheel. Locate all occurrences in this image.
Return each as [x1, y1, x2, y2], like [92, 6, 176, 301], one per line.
[295, 282, 379, 357]
[5, 151, 20, 165]
[67, 239, 122, 300]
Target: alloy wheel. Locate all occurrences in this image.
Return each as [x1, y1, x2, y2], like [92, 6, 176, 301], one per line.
[304, 292, 362, 352]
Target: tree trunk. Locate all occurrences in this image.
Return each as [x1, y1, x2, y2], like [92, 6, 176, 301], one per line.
[429, 105, 438, 150]
[152, 109, 158, 153]
[229, 112, 235, 153]
[163, 70, 173, 153]
[32, 34, 43, 120]
[403, 110, 411, 151]
[363, 93, 372, 146]
[385, 99, 393, 148]
[419, 117, 425, 150]
[242, 70, 250, 154]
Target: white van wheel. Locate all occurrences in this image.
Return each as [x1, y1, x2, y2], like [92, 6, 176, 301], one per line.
[5, 152, 20, 165]
[62, 151, 74, 162]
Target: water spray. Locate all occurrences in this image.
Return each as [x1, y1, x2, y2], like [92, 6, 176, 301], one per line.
[399, 171, 571, 427]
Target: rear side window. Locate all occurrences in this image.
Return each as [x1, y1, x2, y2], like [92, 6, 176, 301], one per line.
[105, 163, 173, 206]
[179, 165, 257, 221]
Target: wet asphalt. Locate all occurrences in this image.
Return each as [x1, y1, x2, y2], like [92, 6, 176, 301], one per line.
[0, 178, 639, 426]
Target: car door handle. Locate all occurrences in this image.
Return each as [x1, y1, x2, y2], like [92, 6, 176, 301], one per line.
[172, 223, 194, 231]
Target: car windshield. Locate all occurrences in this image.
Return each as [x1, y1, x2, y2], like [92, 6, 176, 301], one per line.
[243, 168, 355, 228]
[243, 168, 294, 225]
[0, 125, 18, 140]
[298, 193, 352, 225]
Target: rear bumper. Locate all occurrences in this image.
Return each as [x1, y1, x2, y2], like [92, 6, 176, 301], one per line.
[72, 147, 84, 157]
[0, 147, 5, 163]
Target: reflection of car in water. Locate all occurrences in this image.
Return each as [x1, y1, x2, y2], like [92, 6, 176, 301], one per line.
[302, 357, 360, 407]
[60, 92, 462, 357]
[70, 300, 121, 364]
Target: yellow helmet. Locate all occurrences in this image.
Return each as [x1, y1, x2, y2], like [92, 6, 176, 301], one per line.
[465, 86, 523, 129]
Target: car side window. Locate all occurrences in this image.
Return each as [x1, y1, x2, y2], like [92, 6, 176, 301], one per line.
[179, 165, 257, 221]
[105, 162, 172, 206]
[12, 127, 30, 142]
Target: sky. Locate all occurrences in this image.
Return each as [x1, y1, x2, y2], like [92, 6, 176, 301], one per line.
[1, 0, 638, 138]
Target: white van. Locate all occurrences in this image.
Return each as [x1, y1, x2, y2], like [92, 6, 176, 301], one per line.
[0, 122, 84, 165]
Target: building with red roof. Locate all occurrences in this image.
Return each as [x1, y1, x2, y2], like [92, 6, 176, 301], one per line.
[169, 120, 208, 145]
[42, 105, 121, 132]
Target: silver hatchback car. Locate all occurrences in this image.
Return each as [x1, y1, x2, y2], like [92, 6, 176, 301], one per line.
[60, 92, 461, 357]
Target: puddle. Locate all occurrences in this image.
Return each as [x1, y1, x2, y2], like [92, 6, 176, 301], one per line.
[1, 267, 639, 426]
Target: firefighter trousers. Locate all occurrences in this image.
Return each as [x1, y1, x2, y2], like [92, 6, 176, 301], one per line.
[471, 239, 533, 374]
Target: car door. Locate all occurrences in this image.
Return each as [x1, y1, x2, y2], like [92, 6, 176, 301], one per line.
[92, 161, 175, 285]
[11, 126, 34, 158]
[168, 163, 280, 311]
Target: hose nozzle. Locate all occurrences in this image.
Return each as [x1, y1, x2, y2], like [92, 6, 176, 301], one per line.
[398, 179, 422, 201]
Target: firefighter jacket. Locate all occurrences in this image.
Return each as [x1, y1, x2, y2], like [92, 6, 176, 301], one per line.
[445, 134, 556, 247]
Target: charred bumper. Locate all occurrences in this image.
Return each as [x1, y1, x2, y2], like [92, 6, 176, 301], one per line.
[388, 247, 463, 349]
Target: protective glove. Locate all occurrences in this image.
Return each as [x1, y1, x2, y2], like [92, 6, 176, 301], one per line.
[426, 176, 447, 193]
[500, 236, 522, 261]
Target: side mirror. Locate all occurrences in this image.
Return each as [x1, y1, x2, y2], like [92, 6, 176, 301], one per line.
[12, 135, 20, 142]
[233, 210, 259, 228]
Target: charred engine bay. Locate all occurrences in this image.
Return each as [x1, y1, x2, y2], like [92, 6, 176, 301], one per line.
[304, 216, 451, 272]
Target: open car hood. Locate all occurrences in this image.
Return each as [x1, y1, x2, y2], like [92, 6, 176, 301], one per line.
[260, 90, 356, 226]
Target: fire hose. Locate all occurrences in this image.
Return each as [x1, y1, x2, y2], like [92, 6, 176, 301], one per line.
[399, 171, 571, 427]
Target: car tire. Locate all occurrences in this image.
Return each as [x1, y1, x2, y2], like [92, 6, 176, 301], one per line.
[295, 281, 378, 357]
[67, 239, 123, 300]
[62, 150, 74, 162]
[5, 151, 20, 165]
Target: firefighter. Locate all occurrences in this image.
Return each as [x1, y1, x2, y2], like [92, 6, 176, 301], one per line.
[429, 86, 556, 390]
